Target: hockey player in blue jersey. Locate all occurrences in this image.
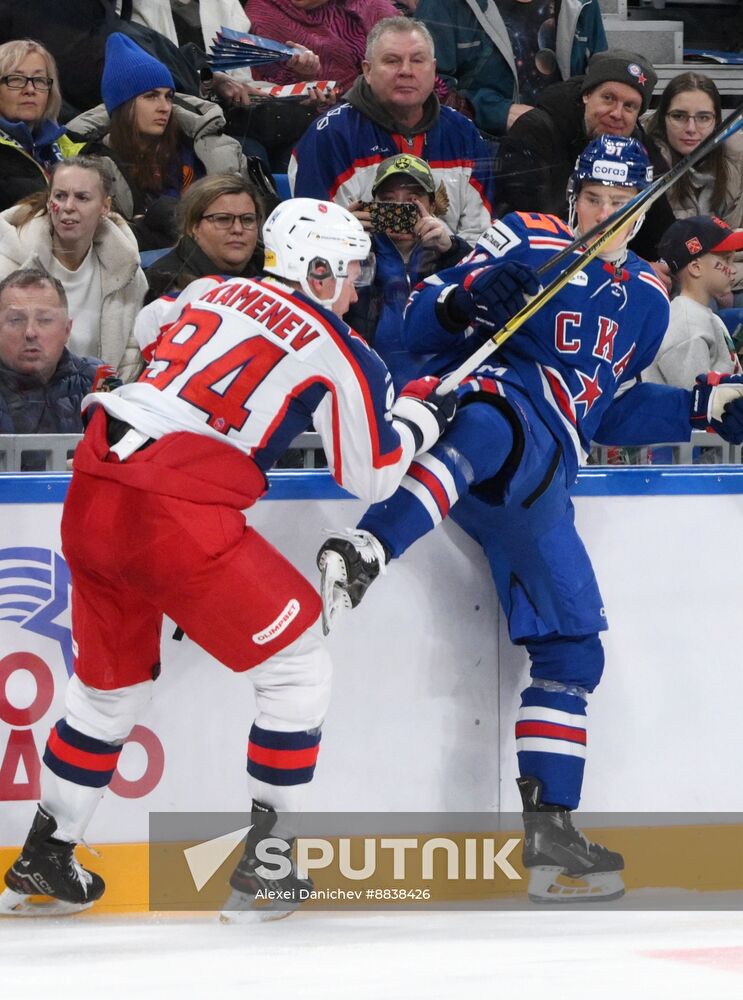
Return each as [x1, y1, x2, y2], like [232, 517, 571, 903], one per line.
[317, 135, 743, 903]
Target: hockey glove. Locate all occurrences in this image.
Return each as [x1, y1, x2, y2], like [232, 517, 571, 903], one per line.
[690, 372, 743, 443]
[392, 376, 458, 455]
[451, 261, 540, 333]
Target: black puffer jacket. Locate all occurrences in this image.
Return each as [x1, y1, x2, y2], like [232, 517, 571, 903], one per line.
[0, 118, 75, 213]
[144, 235, 264, 303]
[0, 349, 103, 435]
[495, 77, 675, 261]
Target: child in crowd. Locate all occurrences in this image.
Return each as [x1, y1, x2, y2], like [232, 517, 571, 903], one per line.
[643, 215, 743, 387]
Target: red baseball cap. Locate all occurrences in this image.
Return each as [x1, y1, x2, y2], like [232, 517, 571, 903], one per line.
[658, 215, 743, 274]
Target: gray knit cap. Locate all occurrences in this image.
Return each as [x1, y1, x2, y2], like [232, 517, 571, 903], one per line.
[580, 49, 657, 112]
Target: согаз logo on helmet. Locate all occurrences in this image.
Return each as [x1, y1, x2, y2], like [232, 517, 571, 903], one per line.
[592, 160, 629, 182]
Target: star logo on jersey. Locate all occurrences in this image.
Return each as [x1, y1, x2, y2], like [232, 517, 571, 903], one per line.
[574, 366, 603, 413]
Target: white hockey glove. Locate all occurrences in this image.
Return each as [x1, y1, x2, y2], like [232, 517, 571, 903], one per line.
[392, 376, 457, 455]
[690, 373, 743, 443]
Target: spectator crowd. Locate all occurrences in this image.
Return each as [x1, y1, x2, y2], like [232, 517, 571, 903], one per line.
[5, 0, 743, 925]
[0, 0, 742, 459]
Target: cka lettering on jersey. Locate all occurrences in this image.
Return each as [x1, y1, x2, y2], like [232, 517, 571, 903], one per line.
[555, 311, 632, 367]
[555, 312, 582, 353]
[593, 317, 619, 362]
[201, 282, 321, 352]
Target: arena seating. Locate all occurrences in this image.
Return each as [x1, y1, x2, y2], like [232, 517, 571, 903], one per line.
[652, 63, 743, 106]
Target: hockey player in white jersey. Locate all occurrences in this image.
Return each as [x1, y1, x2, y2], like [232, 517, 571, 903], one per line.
[317, 137, 743, 903]
[1, 198, 459, 919]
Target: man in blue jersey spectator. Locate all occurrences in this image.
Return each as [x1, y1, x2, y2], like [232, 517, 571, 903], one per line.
[289, 16, 494, 246]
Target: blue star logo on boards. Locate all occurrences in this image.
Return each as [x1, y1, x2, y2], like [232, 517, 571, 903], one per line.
[0, 547, 73, 676]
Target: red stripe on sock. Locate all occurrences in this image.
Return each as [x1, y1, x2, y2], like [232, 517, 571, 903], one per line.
[46, 727, 122, 772]
[515, 721, 587, 744]
[247, 741, 320, 770]
[407, 463, 450, 517]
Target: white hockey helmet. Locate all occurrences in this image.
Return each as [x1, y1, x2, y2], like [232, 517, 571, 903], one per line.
[262, 197, 373, 304]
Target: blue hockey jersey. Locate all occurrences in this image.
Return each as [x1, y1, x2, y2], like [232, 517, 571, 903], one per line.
[288, 102, 494, 246]
[404, 211, 692, 479]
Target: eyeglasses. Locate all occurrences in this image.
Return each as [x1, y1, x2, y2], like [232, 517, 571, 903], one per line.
[666, 110, 716, 128]
[0, 73, 53, 92]
[201, 212, 258, 230]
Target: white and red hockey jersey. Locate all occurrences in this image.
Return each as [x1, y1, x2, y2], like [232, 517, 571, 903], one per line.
[85, 276, 418, 503]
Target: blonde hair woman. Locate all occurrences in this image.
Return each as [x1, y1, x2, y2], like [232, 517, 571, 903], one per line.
[0, 39, 79, 212]
[0, 157, 147, 382]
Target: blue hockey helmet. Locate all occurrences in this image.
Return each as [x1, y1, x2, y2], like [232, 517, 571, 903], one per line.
[569, 135, 653, 198]
[567, 135, 654, 245]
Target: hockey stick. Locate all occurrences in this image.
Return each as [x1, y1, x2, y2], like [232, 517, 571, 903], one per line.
[436, 101, 743, 395]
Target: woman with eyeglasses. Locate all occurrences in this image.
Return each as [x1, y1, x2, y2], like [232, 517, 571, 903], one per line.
[65, 34, 250, 251]
[0, 39, 80, 213]
[144, 174, 264, 303]
[645, 72, 743, 300]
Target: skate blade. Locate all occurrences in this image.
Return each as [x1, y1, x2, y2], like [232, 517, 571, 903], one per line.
[527, 866, 625, 904]
[318, 552, 350, 636]
[0, 886, 94, 917]
[219, 889, 298, 924]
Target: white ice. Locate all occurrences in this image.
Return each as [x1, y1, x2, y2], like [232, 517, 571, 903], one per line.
[2, 907, 743, 1000]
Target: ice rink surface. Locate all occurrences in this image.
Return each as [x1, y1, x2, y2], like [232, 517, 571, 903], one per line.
[2, 907, 743, 1000]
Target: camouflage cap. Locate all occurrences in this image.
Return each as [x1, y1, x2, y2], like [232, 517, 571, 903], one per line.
[371, 154, 436, 196]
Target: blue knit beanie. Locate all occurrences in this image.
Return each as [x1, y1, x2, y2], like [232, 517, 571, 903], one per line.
[101, 33, 175, 115]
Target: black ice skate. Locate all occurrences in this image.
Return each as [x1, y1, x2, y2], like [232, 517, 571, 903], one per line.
[517, 777, 624, 904]
[220, 801, 313, 923]
[316, 528, 389, 634]
[0, 806, 105, 917]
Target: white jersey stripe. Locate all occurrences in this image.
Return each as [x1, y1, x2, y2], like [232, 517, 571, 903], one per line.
[400, 475, 444, 527]
[516, 736, 587, 759]
[528, 238, 571, 251]
[413, 452, 460, 507]
[537, 365, 586, 464]
[517, 706, 587, 729]
[638, 270, 670, 299]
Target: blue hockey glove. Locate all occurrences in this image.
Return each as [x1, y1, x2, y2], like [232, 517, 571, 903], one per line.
[690, 372, 743, 443]
[392, 375, 458, 454]
[451, 261, 540, 333]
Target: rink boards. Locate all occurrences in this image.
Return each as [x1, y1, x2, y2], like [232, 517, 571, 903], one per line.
[1, 467, 743, 910]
